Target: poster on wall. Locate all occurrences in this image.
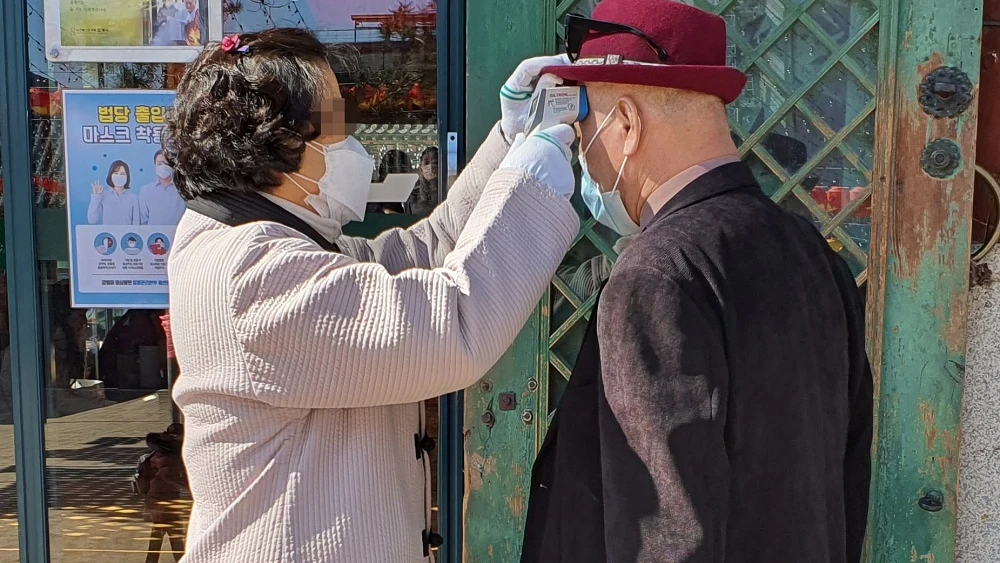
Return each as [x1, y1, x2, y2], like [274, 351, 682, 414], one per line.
[44, 0, 224, 63]
[62, 90, 180, 309]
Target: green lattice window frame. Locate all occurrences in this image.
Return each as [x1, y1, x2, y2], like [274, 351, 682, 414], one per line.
[540, 0, 880, 433]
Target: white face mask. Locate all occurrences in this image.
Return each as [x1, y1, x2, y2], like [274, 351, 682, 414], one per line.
[155, 164, 173, 179]
[286, 136, 374, 225]
[111, 173, 128, 188]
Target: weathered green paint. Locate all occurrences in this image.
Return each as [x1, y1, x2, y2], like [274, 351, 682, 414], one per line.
[464, 0, 980, 561]
[463, 305, 543, 562]
[464, 0, 551, 154]
[867, 0, 980, 558]
[462, 0, 554, 559]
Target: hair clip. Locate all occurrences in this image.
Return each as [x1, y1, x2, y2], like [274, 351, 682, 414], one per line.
[221, 34, 250, 54]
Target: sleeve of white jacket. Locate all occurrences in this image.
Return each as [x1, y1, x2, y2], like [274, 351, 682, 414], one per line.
[228, 168, 579, 409]
[336, 122, 510, 273]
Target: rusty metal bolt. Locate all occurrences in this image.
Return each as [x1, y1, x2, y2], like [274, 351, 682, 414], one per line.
[481, 411, 495, 426]
[480, 380, 493, 392]
[918, 490, 944, 512]
[521, 410, 534, 424]
[527, 378, 538, 392]
[499, 393, 517, 411]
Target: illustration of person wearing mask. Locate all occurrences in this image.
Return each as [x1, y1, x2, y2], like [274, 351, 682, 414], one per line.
[89, 161, 140, 225]
[123, 236, 142, 255]
[140, 151, 186, 225]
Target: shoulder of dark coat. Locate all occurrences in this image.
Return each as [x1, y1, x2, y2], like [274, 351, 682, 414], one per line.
[611, 186, 853, 302]
[640, 186, 838, 260]
[613, 188, 766, 279]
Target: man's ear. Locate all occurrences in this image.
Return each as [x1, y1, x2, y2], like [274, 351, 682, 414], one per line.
[615, 96, 643, 157]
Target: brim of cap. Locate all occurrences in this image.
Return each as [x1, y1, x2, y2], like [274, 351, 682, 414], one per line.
[539, 64, 747, 104]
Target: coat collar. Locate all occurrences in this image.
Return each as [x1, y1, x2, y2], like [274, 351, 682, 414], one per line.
[647, 161, 759, 227]
[186, 190, 341, 252]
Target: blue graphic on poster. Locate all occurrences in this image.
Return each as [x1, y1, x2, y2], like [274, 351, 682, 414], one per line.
[63, 90, 181, 308]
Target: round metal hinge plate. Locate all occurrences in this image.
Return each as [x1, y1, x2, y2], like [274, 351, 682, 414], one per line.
[919, 66, 973, 118]
[921, 139, 962, 178]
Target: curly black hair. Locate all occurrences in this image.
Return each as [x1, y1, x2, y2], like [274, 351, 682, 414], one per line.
[162, 28, 330, 200]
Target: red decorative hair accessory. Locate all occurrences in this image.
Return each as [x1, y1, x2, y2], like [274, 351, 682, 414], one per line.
[221, 34, 249, 54]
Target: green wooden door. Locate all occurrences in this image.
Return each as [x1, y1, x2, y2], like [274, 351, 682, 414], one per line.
[463, 0, 981, 561]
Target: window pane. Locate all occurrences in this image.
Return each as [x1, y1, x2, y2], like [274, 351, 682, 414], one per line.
[0, 121, 22, 562]
[26, 1, 442, 560]
[718, 0, 877, 269]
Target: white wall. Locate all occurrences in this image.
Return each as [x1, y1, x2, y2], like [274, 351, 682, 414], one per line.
[958, 250, 1000, 562]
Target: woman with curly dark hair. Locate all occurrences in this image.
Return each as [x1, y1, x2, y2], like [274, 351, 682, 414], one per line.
[164, 28, 578, 562]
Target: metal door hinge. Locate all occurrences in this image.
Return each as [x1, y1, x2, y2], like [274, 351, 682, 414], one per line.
[921, 139, 962, 178]
[446, 131, 459, 176]
[919, 66, 973, 118]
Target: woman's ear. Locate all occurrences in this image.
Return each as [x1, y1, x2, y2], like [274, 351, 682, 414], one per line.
[615, 96, 643, 158]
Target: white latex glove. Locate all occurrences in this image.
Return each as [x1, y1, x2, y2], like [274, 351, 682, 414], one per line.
[500, 53, 572, 143]
[498, 124, 577, 199]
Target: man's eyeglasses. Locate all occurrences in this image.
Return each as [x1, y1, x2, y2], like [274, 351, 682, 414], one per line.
[563, 14, 670, 64]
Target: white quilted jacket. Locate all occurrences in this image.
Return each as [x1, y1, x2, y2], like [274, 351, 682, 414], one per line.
[168, 123, 580, 563]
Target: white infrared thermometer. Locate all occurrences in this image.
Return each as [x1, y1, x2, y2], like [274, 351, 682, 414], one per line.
[524, 75, 590, 135]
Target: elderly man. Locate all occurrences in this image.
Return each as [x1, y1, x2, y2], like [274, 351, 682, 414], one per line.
[520, 1, 874, 563]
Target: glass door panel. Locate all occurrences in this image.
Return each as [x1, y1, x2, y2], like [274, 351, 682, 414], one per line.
[23, 1, 442, 560]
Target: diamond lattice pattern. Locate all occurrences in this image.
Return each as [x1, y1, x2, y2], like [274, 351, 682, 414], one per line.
[544, 0, 878, 420]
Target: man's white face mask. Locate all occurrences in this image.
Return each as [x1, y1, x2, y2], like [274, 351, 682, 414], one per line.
[285, 136, 375, 226]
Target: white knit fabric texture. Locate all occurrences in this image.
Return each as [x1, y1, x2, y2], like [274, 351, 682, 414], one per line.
[168, 123, 580, 563]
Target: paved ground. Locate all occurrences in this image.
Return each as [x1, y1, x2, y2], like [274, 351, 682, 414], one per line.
[0, 392, 443, 562]
[0, 390, 189, 563]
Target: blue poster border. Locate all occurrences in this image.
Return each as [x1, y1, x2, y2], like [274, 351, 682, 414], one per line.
[62, 89, 178, 309]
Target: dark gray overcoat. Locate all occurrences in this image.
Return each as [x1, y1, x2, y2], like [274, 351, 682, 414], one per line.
[521, 162, 873, 563]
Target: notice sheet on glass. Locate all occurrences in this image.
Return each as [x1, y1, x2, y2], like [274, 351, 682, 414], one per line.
[44, 0, 223, 63]
[62, 90, 181, 309]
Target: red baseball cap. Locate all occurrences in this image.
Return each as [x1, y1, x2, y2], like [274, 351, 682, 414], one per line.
[541, 0, 747, 104]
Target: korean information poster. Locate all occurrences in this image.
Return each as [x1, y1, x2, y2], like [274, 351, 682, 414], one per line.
[62, 90, 181, 309]
[44, 0, 223, 63]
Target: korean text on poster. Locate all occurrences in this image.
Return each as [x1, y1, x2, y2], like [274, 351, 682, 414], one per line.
[63, 90, 182, 309]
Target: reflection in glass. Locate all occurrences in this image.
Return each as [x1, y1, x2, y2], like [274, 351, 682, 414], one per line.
[0, 135, 20, 559]
[721, 0, 877, 258]
[806, 0, 878, 45]
[26, 0, 443, 559]
[758, 23, 831, 92]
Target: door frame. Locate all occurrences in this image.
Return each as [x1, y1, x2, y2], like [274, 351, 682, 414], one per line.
[866, 0, 981, 559]
[0, 1, 470, 561]
[437, 0, 467, 561]
[460, 0, 982, 562]
[0, 0, 53, 560]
